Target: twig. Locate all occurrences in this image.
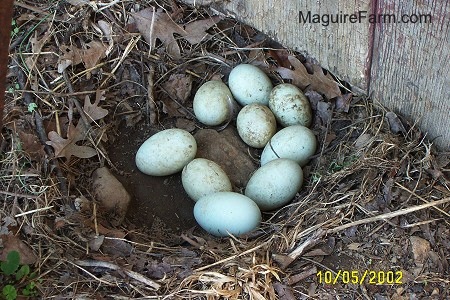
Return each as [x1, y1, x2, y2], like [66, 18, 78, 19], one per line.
[195, 241, 269, 272]
[395, 182, 450, 217]
[147, 65, 157, 124]
[0, 190, 39, 198]
[74, 259, 161, 290]
[60, 69, 116, 170]
[15, 205, 54, 217]
[328, 197, 450, 233]
[277, 197, 449, 269]
[66, 260, 114, 286]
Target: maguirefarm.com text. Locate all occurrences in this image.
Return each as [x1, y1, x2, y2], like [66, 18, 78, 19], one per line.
[299, 11, 432, 26]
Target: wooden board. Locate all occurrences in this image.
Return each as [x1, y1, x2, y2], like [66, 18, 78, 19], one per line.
[369, 0, 449, 149]
[184, 0, 449, 150]
[207, 0, 372, 90]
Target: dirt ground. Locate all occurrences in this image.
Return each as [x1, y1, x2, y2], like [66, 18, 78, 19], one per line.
[0, 0, 449, 299]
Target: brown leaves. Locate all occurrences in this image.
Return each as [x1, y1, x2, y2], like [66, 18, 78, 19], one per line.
[17, 131, 45, 161]
[161, 73, 193, 117]
[0, 235, 37, 265]
[276, 56, 342, 100]
[46, 93, 108, 160]
[58, 41, 107, 74]
[46, 122, 97, 160]
[162, 74, 193, 102]
[83, 91, 108, 122]
[133, 7, 220, 58]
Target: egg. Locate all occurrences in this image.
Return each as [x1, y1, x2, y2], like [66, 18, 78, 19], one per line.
[193, 80, 235, 126]
[182, 158, 232, 202]
[228, 64, 273, 106]
[236, 103, 277, 148]
[135, 129, 197, 176]
[194, 192, 261, 237]
[245, 159, 303, 211]
[261, 125, 316, 166]
[269, 83, 312, 127]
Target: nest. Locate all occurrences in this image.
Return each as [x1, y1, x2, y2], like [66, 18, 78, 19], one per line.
[1, 0, 449, 299]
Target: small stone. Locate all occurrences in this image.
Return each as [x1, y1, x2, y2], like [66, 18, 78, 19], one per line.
[92, 167, 131, 226]
[409, 236, 430, 265]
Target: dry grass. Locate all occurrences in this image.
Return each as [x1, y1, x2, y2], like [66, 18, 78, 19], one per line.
[1, 0, 449, 299]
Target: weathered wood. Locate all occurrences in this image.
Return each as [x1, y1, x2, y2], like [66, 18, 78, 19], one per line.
[211, 0, 372, 90]
[370, 0, 449, 149]
[185, 0, 449, 150]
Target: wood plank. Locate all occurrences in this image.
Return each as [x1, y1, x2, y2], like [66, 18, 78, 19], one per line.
[370, 0, 449, 149]
[203, 0, 372, 90]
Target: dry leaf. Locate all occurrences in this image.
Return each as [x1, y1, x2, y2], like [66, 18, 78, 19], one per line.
[58, 41, 107, 73]
[161, 98, 186, 117]
[183, 16, 221, 44]
[133, 7, 219, 58]
[276, 56, 342, 99]
[83, 91, 108, 121]
[386, 111, 406, 134]
[334, 93, 353, 112]
[88, 235, 104, 251]
[268, 49, 291, 68]
[18, 131, 45, 161]
[273, 282, 296, 300]
[162, 74, 193, 102]
[46, 122, 97, 160]
[0, 234, 37, 265]
[316, 101, 332, 124]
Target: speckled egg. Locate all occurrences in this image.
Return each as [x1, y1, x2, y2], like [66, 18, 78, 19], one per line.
[182, 158, 232, 202]
[269, 83, 312, 127]
[135, 129, 197, 176]
[194, 192, 261, 237]
[193, 80, 235, 126]
[228, 64, 273, 106]
[245, 159, 303, 211]
[261, 125, 316, 167]
[236, 103, 277, 148]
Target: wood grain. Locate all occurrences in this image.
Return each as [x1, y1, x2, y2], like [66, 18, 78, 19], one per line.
[215, 0, 372, 90]
[369, 0, 449, 149]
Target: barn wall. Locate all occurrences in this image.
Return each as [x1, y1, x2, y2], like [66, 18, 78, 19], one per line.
[185, 0, 449, 150]
[370, 0, 449, 149]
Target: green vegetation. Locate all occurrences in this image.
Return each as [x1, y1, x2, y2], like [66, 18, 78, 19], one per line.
[1, 251, 39, 300]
